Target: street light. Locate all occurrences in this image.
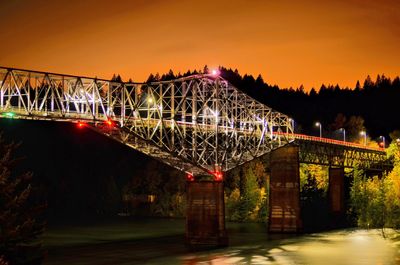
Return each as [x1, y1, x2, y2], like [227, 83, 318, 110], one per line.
[289, 118, 295, 132]
[315, 122, 322, 138]
[360, 131, 367, 146]
[380, 136, 385, 149]
[340, 128, 346, 142]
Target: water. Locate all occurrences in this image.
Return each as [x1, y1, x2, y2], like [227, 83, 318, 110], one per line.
[43, 218, 400, 265]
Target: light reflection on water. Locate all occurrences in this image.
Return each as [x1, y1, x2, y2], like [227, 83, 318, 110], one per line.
[178, 229, 400, 265]
[43, 219, 400, 265]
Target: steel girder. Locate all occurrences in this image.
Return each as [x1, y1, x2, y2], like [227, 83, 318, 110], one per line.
[0, 67, 293, 175]
[297, 140, 390, 170]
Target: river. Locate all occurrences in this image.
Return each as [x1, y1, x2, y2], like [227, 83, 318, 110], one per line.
[43, 218, 400, 265]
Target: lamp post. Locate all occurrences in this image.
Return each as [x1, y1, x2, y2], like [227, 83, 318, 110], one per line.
[315, 122, 322, 139]
[360, 131, 367, 146]
[340, 128, 346, 142]
[380, 136, 385, 149]
[289, 118, 295, 133]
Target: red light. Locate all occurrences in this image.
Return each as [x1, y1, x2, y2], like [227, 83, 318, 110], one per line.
[105, 119, 114, 127]
[214, 171, 223, 182]
[77, 122, 86, 128]
[186, 172, 194, 182]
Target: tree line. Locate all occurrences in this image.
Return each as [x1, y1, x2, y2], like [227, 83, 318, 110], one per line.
[114, 66, 399, 142]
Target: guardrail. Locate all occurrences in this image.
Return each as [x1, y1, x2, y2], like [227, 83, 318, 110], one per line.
[275, 132, 385, 152]
[0, 110, 385, 153]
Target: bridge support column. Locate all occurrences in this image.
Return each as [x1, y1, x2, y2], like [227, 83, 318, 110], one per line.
[269, 145, 301, 233]
[186, 180, 228, 247]
[328, 167, 345, 224]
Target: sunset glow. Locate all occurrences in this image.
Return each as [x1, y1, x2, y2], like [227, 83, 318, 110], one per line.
[1, 0, 399, 90]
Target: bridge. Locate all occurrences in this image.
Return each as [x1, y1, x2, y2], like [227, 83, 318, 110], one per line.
[0, 67, 390, 246]
[289, 133, 387, 170]
[0, 66, 295, 176]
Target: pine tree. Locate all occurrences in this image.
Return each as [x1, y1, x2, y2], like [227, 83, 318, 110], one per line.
[146, 73, 155, 83]
[355, 80, 361, 91]
[309, 88, 317, 97]
[363, 75, 374, 90]
[0, 135, 45, 265]
[202, 65, 209, 74]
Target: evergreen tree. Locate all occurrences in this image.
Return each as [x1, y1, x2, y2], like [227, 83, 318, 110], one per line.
[363, 75, 374, 90]
[202, 65, 209, 74]
[255, 74, 264, 88]
[111, 74, 123, 82]
[161, 69, 175, 81]
[309, 88, 317, 97]
[146, 73, 161, 83]
[146, 73, 155, 83]
[355, 80, 361, 91]
[0, 135, 45, 265]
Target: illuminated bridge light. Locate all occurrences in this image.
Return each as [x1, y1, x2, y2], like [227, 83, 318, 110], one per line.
[186, 172, 194, 182]
[77, 121, 86, 128]
[211, 69, 219, 76]
[105, 119, 114, 127]
[214, 171, 223, 182]
[4, 112, 15, 118]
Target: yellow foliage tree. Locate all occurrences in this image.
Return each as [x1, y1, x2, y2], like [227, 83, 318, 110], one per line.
[300, 164, 328, 191]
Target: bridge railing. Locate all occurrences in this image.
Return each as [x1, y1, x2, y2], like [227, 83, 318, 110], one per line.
[274, 131, 385, 152]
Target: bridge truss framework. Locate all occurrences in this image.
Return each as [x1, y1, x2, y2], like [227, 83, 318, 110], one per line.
[297, 141, 390, 171]
[0, 67, 293, 176]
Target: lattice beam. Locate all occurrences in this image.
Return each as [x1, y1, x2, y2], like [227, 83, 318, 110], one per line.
[297, 141, 390, 170]
[0, 67, 294, 175]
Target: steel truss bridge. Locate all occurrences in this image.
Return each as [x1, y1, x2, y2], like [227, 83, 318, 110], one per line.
[0, 67, 389, 176]
[292, 134, 389, 170]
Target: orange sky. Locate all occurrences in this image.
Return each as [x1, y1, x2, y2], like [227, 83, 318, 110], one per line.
[1, 0, 399, 90]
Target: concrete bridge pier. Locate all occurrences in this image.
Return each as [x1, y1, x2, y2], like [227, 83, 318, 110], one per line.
[328, 167, 345, 226]
[328, 167, 345, 214]
[185, 177, 228, 247]
[269, 145, 302, 233]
